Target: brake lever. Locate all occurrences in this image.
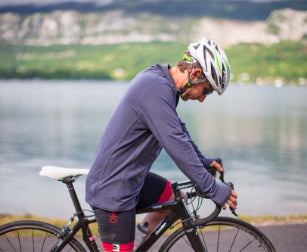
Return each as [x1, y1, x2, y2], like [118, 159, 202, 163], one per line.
[215, 158, 238, 217]
[226, 182, 238, 217]
[215, 158, 225, 183]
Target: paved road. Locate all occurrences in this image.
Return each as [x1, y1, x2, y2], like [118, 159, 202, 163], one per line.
[258, 223, 307, 252]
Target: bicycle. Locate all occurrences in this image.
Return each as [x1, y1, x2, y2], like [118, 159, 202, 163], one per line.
[0, 165, 276, 251]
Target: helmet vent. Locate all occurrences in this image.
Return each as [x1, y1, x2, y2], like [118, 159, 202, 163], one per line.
[215, 45, 220, 53]
[193, 43, 200, 50]
[202, 47, 208, 71]
[204, 46, 214, 60]
[211, 64, 218, 85]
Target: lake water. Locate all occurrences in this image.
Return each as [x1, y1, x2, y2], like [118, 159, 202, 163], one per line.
[0, 79, 306, 219]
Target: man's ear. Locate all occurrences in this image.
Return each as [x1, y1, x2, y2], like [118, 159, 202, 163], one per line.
[190, 68, 202, 79]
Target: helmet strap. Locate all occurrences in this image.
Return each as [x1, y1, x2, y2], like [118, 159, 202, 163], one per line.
[181, 68, 193, 94]
[181, 83, 191, 94]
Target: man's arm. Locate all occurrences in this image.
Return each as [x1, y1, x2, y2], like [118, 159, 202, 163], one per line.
[138, 82, 231, 207]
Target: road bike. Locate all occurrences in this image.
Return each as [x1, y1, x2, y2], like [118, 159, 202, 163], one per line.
[0, 165, 276, 251]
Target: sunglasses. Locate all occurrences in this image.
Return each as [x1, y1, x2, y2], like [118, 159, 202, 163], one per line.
[202, 86, 213, 96]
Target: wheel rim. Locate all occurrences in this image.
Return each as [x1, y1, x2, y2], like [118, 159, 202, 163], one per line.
[163, 220, 274, 252]
[0, 226, 80, 251]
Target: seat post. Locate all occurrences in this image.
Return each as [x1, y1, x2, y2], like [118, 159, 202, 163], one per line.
[62, 177, 84, 217]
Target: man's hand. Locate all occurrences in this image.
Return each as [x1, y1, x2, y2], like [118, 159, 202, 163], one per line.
[209, 160, 224, 178]
[223, 190, 238, 210]
[209, 159, 238, 211]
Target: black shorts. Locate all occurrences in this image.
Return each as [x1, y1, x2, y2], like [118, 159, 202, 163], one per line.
[94, 208, 136, 251]
[136, 172, 172, 210]
[94, 172, 172, 249]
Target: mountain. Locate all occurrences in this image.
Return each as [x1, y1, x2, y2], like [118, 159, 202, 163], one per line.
[0, 7, 306, 47]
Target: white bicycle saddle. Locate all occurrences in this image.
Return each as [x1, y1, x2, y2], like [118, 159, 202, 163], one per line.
[39, 166, 89, 180]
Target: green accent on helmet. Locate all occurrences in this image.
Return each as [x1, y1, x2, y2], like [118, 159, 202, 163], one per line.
[183, 54, 192, 62]
[223, 58, 230, 79]
[186, 82, 192, 87]
[213, 47, 222, 74]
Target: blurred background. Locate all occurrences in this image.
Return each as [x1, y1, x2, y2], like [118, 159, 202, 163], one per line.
[0, 0, 306, 220]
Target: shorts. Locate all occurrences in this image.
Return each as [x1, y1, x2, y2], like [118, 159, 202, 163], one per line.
[94, 172, 172, 251]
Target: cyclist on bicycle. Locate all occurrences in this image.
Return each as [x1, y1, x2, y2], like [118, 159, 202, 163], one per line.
[86, 37, 238, 252]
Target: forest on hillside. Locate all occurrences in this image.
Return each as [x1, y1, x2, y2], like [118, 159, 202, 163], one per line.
[0, 40, 306, 85]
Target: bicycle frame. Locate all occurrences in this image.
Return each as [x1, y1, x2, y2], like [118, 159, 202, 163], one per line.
[3, 166, 272, 252]
[56, 177, 221, 252]
[136, 182, 221, 252]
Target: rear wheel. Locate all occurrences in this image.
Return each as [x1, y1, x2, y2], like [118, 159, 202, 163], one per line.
[0, 220, 86, 252]
[160, 217, 275, 252]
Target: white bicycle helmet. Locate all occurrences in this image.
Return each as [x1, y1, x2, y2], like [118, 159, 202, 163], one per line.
[188, 37, 231, 95]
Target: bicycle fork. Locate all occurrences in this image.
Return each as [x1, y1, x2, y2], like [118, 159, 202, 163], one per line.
[172, 182, 207, 252]
[182, 221, 207, 251]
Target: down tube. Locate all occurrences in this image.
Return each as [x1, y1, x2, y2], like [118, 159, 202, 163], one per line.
[136, 214, 177, 251]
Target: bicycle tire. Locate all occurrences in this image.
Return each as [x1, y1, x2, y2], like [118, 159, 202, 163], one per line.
[159, 217, 276, 252]
[0, 220, 86, 252]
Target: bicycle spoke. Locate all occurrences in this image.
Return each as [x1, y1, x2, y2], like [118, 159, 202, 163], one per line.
[17, 231, 21, 252]
[199, 227, 208, 252]
[4, 235, 17, 252]
[217, 225, 220, 252]
[239, 238, 256, 252]
[40, 232, 48, 252]
[32, 229, 34, 252]
[228, 227, 239, 252]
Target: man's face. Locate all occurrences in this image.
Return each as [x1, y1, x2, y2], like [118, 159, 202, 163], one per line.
[181, 81, 214, 102]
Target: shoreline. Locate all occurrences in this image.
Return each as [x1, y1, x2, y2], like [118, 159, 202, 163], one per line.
[1, 213, 306, 227]
[237, 214, 307, 227]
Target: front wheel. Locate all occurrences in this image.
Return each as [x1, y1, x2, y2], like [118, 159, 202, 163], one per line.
[159, 217, 275, 252]
[0, 220, 86, 252]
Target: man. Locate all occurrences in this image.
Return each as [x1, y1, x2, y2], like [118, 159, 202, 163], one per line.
[86, 37, 237, 252]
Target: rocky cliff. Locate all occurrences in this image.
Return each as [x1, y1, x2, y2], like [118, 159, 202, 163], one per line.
[0, 8, 306, 46]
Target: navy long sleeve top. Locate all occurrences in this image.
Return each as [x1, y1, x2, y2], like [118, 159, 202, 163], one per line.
[86, 64, 231, 211]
